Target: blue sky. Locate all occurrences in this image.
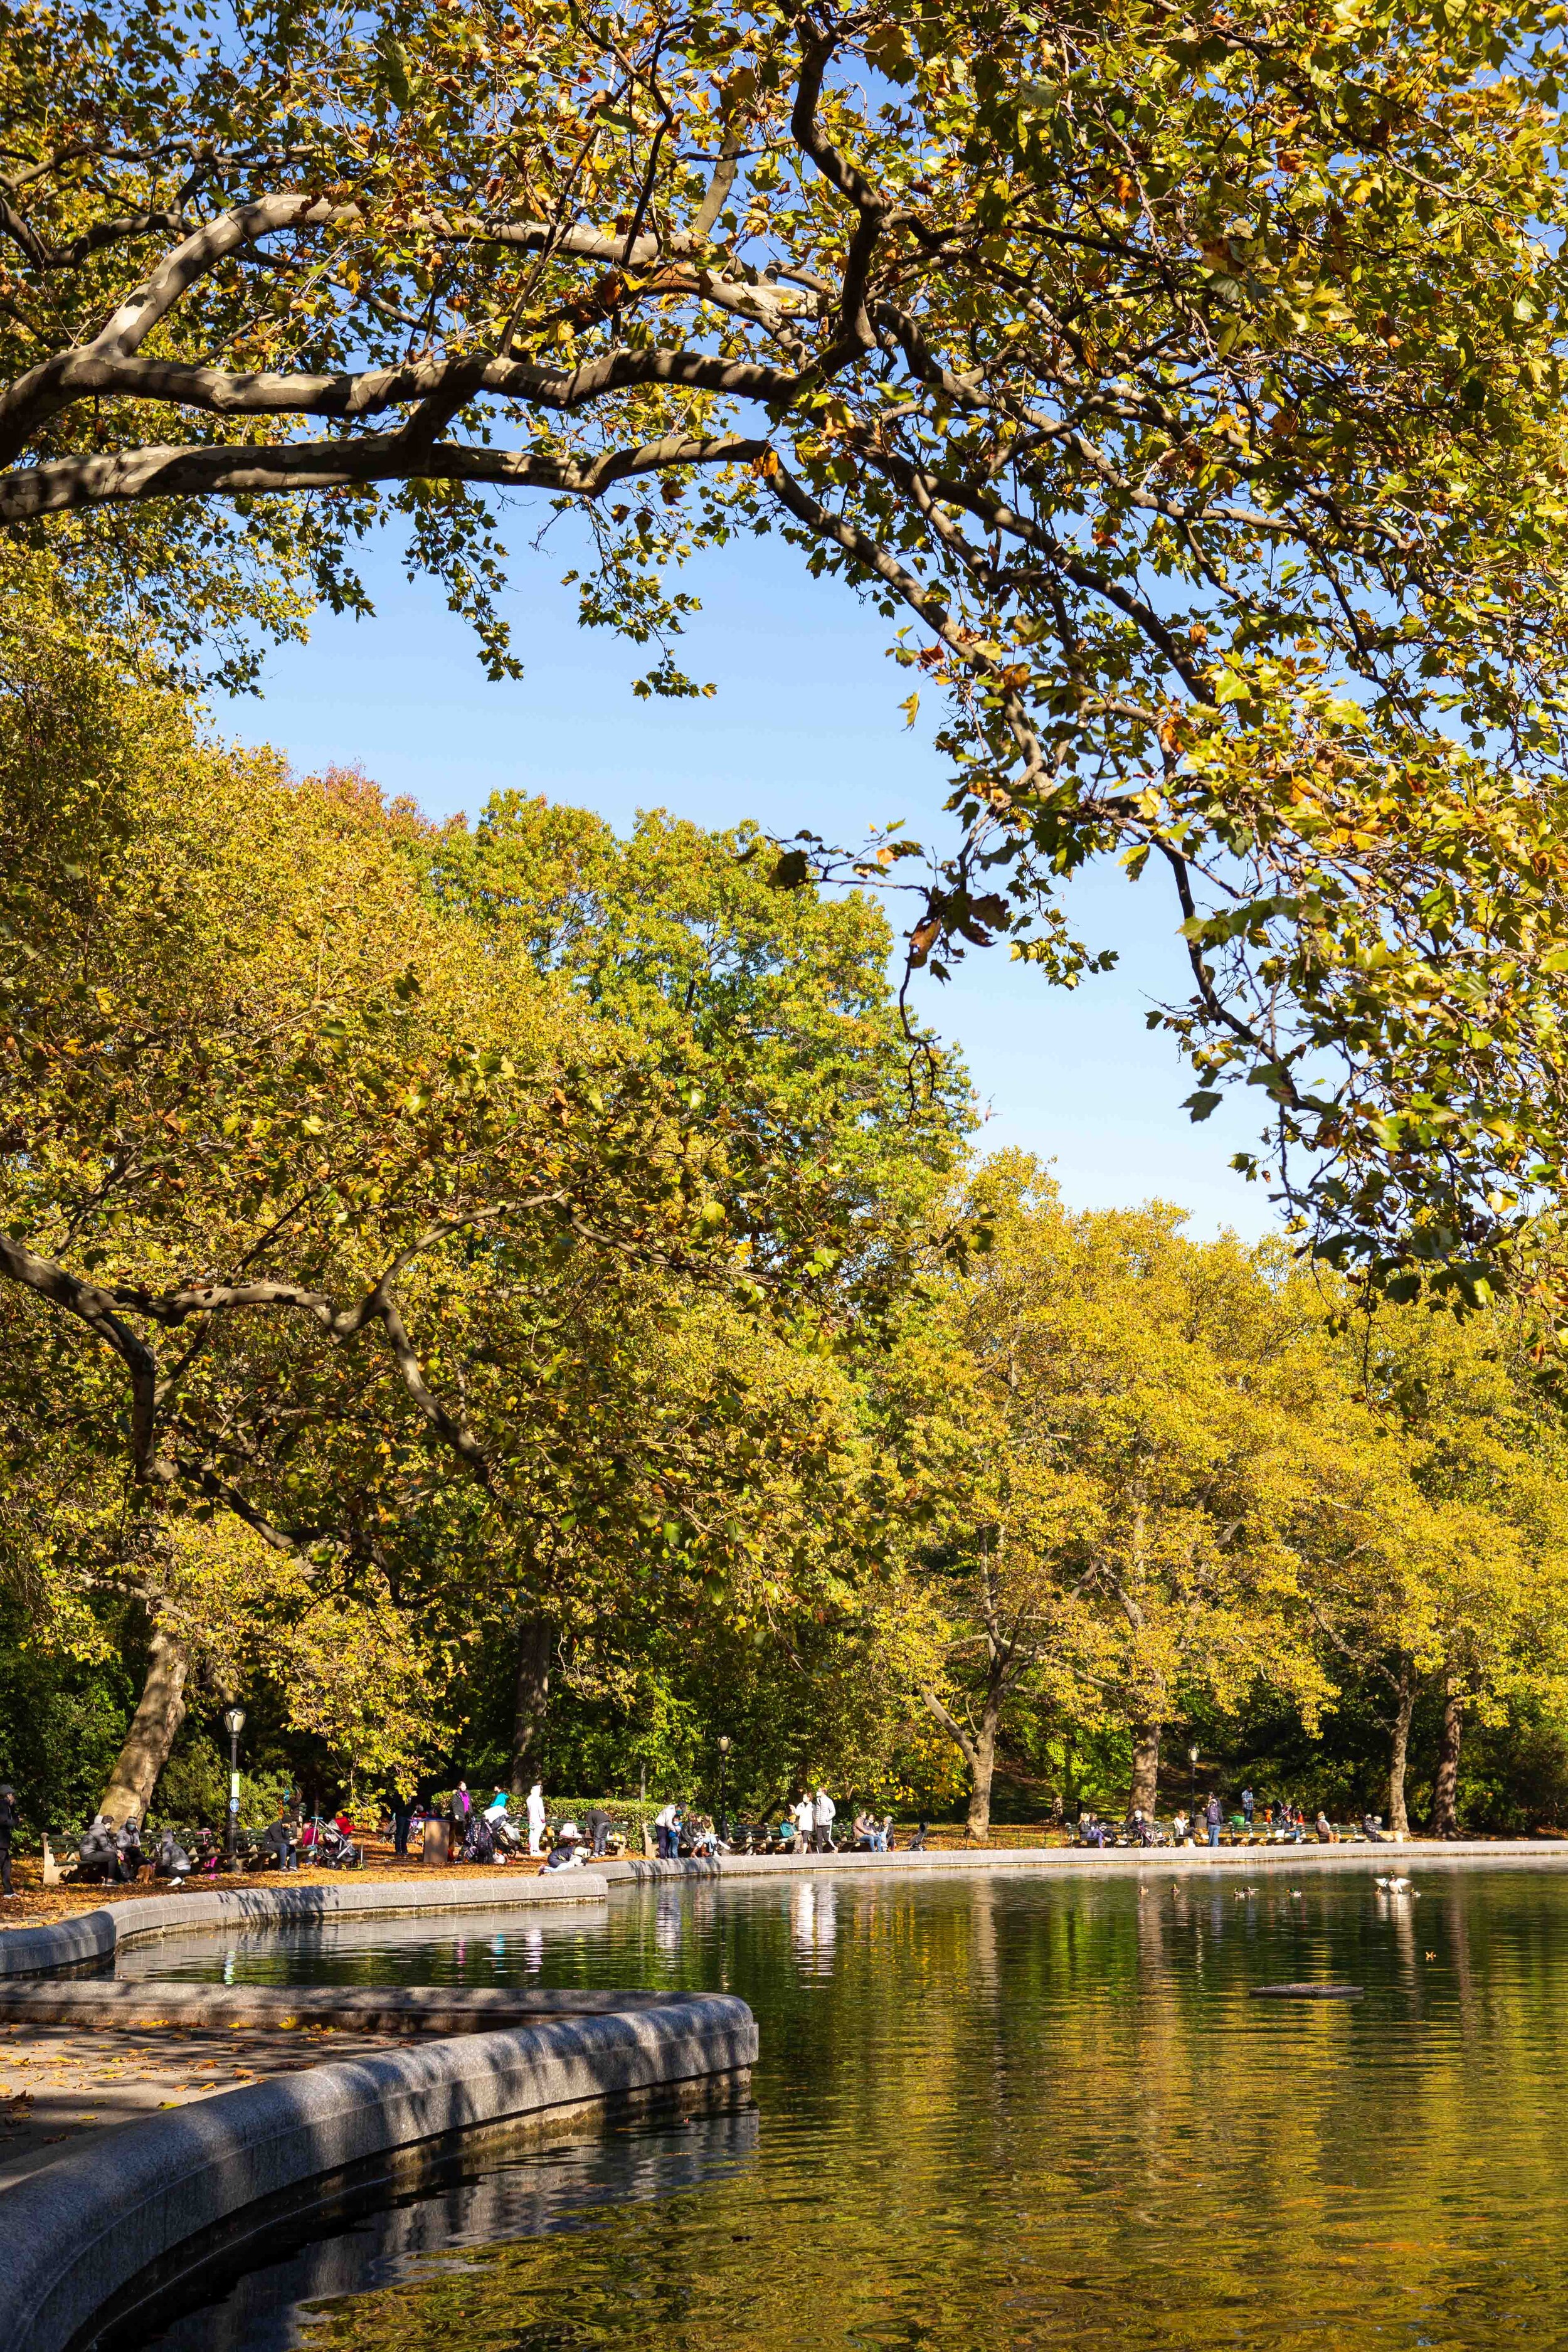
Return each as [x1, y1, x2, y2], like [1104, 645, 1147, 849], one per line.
[230, 520, 1278, 1240]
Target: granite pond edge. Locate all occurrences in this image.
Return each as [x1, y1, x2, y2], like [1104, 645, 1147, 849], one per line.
[0, 1998, 757, 2352]
[0, 1875, 755, 2352]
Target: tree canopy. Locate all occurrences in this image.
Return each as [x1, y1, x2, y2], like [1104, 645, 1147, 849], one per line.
[888, 1158, 1568, 1835]
[5, 0, 1568, 1276]
[0, 594, 967, 1806]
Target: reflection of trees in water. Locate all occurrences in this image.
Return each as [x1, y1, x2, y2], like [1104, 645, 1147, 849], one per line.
[141, 2095, 761, 2352]
[140, 1871, 1568, 2352]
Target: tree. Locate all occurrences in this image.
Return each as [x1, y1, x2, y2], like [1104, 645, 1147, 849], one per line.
[6, 0, 1568, 1269]
[0, 609, 967, 1813]
[882, 1158, 1341, 1836]
[387, 788, 969, 1783]
[1310, 1290, 1568, 1836]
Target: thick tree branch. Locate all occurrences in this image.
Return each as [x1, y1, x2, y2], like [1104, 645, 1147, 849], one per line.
[921, 1683, 980, 1772]
[0, 1234, 159, 1478]
[791, 27, 888, 348]
[0, 427, 765, 522]
[0, 339, 800, 472]
[0, 193, 360, 465]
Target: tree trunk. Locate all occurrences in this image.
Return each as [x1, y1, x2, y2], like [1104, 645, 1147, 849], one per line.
[509, 1616, 553, 1798]
[100, 1628, 188, 1825]
[1430, 1675, 1464, 1837]
[1129, 1719, 1162, 1814]
[966, 1709, 999, 1841]
[922, 1680, 1003, 1841]
[1387, 1665, 1417, 1836]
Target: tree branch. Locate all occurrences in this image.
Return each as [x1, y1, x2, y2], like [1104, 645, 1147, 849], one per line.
[0, 1234, 159, 1479]
[0, 427, 766, 523]
[0, 192, 361, 464]
[921, 1683, 980, 1772]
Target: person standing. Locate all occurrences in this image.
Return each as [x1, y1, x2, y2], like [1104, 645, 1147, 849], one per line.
[0, 1783, 16, 1897]
[1241, 1787, 1255, 1830]
[585, 1805, 613, 1857]
[1205, 1792, 1222, 1848]
[813, 1787, 837, 1853]
[791, 1792, 814, 1853]
[390, 1785, 413, 1858]
[525, 1781, 547, 1858]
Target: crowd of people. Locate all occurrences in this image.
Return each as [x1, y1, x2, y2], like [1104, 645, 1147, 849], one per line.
[59, 1774, 938, 1885]
[23, 1768, 1407, 1894]
[1076, 1793, 1397, 1850]
[72, 1799, 366, 1883]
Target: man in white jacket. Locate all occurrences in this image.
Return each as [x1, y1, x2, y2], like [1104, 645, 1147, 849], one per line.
[813, 1787, 837, 1853]
[525, 1781, 546, 1857]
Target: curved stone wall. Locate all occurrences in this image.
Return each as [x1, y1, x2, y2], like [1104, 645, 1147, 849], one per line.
[0, 1998, 756, 2352]
[0, 1871, 611, 1981]
[0, 1877, 753, 2352]
[596, 1835, 1568, 1885]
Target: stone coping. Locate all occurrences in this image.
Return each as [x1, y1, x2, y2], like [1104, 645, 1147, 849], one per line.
[0, 1980, 702, 2037]
[0, 1996, 756, 2352]
[0, 1872, 610, 1982]
[596, 1836, 1568, 1883]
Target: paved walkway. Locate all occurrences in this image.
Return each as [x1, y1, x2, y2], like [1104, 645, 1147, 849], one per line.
[0, 2016, 398, 2188]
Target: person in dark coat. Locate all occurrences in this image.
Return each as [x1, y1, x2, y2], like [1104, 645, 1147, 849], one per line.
[261, 1813, 296, 1870]
[389, 1786, 413, 1858]
[155, 1825, 193, 1879]
[0, 1784, 16, 1896]
[78, 1814, 121, 1881]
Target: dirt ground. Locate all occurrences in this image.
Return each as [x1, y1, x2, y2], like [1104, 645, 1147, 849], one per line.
[0, 1843, 563, 1931]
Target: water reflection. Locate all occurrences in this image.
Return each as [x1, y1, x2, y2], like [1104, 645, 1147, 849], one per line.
[121, 1864, 1568, 2352]
[138, 2100, 760, 2352]
[788, 1878, 836, 1971]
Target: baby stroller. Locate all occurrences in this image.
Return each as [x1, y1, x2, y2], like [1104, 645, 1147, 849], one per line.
[461, 1813, 497, 1865]
[302, 1816, 359, 1868]
[486, 1804, 523, 1855]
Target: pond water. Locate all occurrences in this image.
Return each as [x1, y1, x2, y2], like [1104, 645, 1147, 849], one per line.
[119, 1862, 1568, 2352]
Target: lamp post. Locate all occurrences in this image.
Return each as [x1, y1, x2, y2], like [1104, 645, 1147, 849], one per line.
[717, 1735, 731, 1838]
[222, 1705, 246, 1870]
[1189, 1742, 1200, 1826]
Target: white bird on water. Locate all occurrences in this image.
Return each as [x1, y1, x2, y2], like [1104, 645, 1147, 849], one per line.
[1375, 1874, 1418, 1895]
